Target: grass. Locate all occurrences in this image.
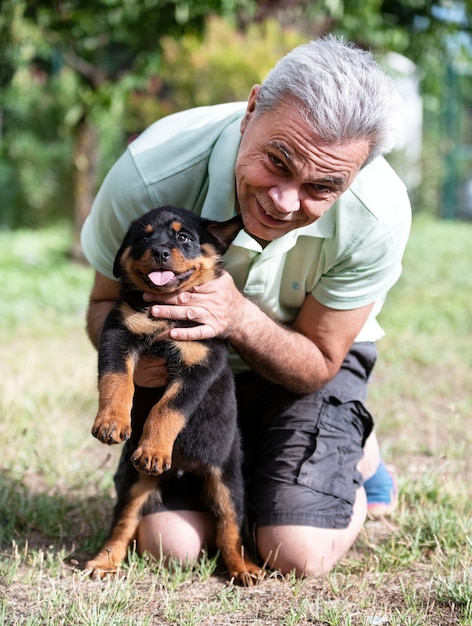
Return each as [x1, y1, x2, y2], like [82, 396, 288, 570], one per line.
[0, 217, 471, 625]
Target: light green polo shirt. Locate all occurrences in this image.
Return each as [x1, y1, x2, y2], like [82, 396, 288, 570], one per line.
[81, 102, 411, 372]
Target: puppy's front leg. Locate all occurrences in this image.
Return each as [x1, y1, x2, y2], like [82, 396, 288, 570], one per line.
[130, 379, 186, 474]
[92, 365, 135, 444]
[92, 311, 138, 445]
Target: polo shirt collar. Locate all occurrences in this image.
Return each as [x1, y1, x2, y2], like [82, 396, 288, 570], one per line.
[299, 207, 336, 238]
[201, 115, 243, 222]
[230, 205, 336, 257]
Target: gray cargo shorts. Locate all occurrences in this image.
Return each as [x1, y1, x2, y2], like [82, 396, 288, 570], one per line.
[237, 342, 376, 529]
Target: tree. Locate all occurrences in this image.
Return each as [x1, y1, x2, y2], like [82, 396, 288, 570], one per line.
[1, 0, 256, 257]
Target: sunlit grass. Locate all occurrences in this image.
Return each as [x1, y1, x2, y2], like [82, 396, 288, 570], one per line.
[1, 216, 471, 625]
[367, 217, 472, 472]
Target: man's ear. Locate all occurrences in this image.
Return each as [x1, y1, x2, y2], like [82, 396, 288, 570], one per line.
[240, 85, 260, 134]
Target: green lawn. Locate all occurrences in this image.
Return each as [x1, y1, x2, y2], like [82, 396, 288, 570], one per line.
[0, 217, 471, 625]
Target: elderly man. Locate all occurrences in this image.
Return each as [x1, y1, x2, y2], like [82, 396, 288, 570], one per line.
[82, 35, 411, 576]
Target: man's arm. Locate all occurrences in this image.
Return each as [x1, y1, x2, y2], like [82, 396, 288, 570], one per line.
[232, 289, 373, 394]
[86, 272, 120, 349]
[148, 271, 374, 395]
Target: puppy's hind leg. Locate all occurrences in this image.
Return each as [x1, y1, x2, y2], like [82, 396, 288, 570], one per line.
[85, 474, 158, 579]
[202, 466, 264, 587]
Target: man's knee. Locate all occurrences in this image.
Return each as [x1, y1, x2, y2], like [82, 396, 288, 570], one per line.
[256, 525, 346, 576]
[255, 488, 368, 577]
[137, 511, 216, 563]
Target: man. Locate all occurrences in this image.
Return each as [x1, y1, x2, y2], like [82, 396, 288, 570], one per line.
[81, 35, 411, 576]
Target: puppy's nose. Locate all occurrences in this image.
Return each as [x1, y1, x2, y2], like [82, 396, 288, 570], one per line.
[153, 245, 171, 263]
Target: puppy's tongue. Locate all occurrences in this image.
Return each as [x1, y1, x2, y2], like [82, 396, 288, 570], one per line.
[148, 270, 175, 286]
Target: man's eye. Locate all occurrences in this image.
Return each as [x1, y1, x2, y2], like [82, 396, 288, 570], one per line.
[268, 153, 286, 169]
[307, 184, 333, 197]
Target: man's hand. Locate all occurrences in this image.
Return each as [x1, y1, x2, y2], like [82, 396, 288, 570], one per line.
[143, 271, 243, 341]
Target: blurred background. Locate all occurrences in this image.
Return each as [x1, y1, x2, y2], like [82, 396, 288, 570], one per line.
[1, 0, 471, 258]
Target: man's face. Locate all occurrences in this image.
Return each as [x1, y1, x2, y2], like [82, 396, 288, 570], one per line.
[235, 86, 370, 244]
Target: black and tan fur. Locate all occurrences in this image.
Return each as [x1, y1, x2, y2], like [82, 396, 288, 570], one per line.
[85, 206, 263, 586]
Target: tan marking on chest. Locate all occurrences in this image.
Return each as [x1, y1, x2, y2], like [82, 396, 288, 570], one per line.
[175, 340, 210, 367]
[120, 302, 171, 336]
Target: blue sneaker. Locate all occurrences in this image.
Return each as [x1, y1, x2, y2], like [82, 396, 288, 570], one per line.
[365, 461, 397, 517]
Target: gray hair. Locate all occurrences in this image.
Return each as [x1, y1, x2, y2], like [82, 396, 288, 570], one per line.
[255, 35, 402, 165]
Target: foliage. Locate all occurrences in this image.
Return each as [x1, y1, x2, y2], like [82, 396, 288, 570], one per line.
[1, 0, 472, 228]
[126, 17, 306, 133]
[162, 17, 304, 103]
[0, 0, 257, 230]
[15, 0, 257, 121]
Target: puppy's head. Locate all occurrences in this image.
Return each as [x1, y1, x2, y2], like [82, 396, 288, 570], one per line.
[114, 206, 243, 294]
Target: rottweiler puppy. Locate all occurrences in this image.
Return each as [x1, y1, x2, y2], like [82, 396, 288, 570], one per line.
[85, 206, 263, 586]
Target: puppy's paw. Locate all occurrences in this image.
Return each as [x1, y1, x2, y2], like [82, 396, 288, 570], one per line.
[232, 563, 265, 587]
[91, 411, 131, 445]
[130, 442, 173, 475]
[84, 552, 122, 580]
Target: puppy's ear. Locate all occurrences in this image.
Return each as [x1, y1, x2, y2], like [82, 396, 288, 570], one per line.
[205, 215, 243, 254]
[112, 231, 132, 278]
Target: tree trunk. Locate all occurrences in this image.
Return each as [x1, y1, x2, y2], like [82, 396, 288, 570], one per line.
[71, 117, 99, 263]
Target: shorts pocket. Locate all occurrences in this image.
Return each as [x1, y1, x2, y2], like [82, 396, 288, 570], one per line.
[296, 395, 374, 505]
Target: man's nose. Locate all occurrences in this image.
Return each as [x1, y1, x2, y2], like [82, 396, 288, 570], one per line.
[267, 184, 300, 214]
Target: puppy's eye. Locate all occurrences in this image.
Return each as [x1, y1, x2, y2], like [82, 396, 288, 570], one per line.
[176, 233, 191, 243]
[139, 235, 150, 245]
